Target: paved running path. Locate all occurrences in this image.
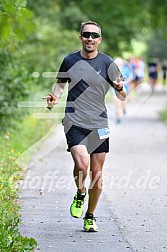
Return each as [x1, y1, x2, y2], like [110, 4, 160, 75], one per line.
[19, 86, 167, 252]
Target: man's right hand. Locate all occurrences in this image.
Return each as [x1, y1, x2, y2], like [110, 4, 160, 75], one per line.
[42, 93, 59, 110]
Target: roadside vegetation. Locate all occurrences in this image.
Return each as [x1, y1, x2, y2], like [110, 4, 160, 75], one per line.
[160, 105, 167, 124]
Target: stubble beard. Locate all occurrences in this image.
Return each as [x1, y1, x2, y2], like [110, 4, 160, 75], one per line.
[84, 44, 95, 53]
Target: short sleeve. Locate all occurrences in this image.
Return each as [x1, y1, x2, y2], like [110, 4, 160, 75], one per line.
[107, 60, 121, 87]
[56, 58, 69, 82]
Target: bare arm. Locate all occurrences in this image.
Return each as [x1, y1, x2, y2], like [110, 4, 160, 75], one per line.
[53, 79, 66, 99]
[114, 88, 126, 101]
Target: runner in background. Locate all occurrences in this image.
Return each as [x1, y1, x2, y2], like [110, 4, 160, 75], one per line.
[129, 56, 145, 96]
[161, 59, 167, 86]
[148, 58, 159, 93]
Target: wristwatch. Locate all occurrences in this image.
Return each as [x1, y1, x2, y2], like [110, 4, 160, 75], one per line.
[115, 86, 123, 92]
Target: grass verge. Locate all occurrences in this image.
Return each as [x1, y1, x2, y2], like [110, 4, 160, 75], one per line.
[0, 103, 57, 251]
[160, 104, 167, 125]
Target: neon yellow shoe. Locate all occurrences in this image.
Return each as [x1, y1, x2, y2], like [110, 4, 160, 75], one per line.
[70, 193, 85, 218]
[84, 216, 98, 232]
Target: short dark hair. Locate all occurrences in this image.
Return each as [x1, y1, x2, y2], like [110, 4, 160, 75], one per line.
[80, 20, 101, 36]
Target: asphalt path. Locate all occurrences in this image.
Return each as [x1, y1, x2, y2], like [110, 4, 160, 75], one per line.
[19, 85, 167, 252]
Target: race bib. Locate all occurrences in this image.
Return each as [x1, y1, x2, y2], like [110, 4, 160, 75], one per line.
[98, 128, 110, 140]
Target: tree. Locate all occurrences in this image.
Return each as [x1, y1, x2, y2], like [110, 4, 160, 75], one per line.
[146, 30, 167, 60]
[0, 0, 36, 130]
[59, 0, 167, 57]
[0, 0, 36, 51]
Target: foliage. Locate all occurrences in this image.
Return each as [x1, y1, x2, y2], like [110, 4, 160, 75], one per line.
[0, 1, 81, 132]
[145, 30, 167, 60]
[0, 102, 57, 251]
[0, 1, 38, 250]
[0, 0, 37, 131]
[148, 0, 167, 34]
[59, 0, 167, 57]
[59, 0, 149, 55]
[58, 1, 87, 31]
[27, 0, 61, 21]
[0, 0, 36, 51]
[20, 25, 80, 77]
[0, 131, 37, 251]
[0, 53, 34, 130]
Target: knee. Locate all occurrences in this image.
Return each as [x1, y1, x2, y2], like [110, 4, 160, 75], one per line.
[74, 159, 89, 173]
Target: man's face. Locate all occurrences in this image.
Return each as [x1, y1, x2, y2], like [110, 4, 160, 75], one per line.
[79, 24, 102, 53]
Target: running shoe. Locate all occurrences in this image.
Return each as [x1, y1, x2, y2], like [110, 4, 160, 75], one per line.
[70, 192, 86, 218]
[83, 215, 98, 232]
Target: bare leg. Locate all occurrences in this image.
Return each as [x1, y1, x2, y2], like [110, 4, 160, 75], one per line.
[86, 152, 106, 214]
[70, 145, 89, 193]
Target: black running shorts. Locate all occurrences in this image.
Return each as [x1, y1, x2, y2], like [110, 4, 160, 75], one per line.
[65, 125, 109, 154]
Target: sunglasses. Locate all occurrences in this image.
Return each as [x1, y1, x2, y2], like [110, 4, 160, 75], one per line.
[81, 32, 101, 39]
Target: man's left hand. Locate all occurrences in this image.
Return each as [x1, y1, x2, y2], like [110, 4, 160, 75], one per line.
[113, 74, 125, 90]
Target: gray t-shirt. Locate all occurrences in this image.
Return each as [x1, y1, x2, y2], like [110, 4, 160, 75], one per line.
[57, 50, 119, 129]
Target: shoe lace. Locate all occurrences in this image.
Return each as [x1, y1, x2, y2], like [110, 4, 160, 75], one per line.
[86, 219, 93, 225]
[85, 217, 96, 225]
[75, 199, 83, 208]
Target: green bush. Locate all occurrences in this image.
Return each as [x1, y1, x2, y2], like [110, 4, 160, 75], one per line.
[0, 53, 34, 130]
[0, 131, 37, 251]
